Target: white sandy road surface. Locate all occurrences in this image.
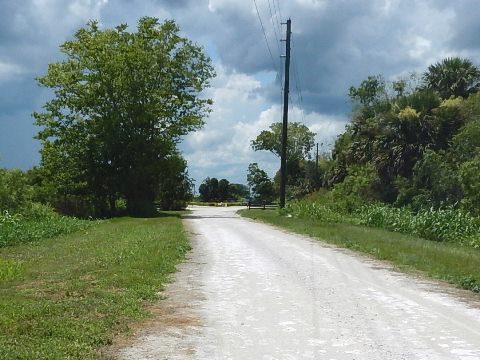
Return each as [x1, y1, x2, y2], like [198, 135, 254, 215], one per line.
[117, 206, 480, 360]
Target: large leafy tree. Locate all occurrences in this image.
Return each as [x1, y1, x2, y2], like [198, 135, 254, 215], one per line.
[423, 57, 480, 99]
[251, 122, 315, 161]
[34, 18, 215, 216]
[156, 154, 193, 211]
[198, 177, 219, 202]
[348, 75, 391, 117]
[251, 122, 316, 196]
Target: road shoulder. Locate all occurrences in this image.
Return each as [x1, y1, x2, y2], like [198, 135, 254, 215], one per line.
[107, 223, 206, 359]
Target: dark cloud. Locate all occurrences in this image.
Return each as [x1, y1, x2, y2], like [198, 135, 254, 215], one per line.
[0, 111, 40, 169]
[157, 0, 480, 116]
[448, 0, 480, 53]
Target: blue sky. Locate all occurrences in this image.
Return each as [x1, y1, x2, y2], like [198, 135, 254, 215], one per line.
[1, 0, 480, 185]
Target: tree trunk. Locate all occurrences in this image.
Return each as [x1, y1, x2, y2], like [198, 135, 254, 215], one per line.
[125, 181, 156, 217]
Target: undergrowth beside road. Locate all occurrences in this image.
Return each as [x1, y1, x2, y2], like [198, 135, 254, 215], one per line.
[0, 203, 94, 248]
[0, 213, 189, 359]
[239, 209, 480, 293]
[356, 204, 480, 247]
[285, 199, 480, 248]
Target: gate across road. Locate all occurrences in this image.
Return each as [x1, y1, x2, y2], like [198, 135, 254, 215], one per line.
[247, 201, 278, 210]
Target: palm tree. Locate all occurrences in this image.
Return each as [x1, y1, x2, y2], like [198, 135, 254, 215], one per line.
[423, 57, 480, 99]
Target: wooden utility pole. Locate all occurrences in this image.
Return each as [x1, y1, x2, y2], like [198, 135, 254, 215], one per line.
[280, 19, 291, 208]
[316, 143, 319, 168]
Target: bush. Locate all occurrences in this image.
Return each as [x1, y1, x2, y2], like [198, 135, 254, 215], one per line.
[0, 169, 33, 212]
[284, 200, 348, 223]
[459, 154, 480, 215]
[331, 163, 381, 213]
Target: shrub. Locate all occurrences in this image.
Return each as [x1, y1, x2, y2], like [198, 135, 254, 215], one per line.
[0, 169, 33, 212]
[331, 163, 381, 213]
[459, 154, 480, 215]
[284, 201, 347, 223]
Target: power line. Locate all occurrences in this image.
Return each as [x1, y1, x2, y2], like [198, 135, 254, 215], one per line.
[266, 0, 282, 58]
[253, 0, 278, 72]
[265, 0, 281, 36]
[291, 35, 304, 102]
[274, 0, 283, 27]
[291, 35, 306, 124]
[293, 59, 303, 102]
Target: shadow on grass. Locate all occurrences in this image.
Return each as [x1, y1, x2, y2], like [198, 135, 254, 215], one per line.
[114, 211, 188, 219]
[181, 214, 239, 220]
[156, 211, 187, 219]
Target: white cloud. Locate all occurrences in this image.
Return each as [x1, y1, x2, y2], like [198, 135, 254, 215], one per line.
[208, 0, 252, 13]
[0, 61, 25, 81]
[295, 0, 327, 11]
[181, 63, 348, 183]
[182, 64, 277, 182]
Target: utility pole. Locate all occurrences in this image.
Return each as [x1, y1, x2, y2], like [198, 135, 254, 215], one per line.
[280, 19, 291, 208]
[316, 143, 319, 168]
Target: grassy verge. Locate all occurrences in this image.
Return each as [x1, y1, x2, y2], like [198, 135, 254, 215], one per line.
[239, 209, 480, 293]
[0, 212, 190, 359]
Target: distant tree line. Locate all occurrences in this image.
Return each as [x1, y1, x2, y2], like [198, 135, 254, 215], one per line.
[198, 177, 248, 202]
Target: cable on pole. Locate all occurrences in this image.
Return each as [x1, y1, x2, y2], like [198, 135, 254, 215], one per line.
[253, 0, 279, 72]
[291, 36, 306, 124]
[266, 0, 282, 58]
[275, 0, 283, 27]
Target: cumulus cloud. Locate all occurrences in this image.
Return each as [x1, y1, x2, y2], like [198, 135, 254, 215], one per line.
[181, 64, 277, 182]
[180, 64, 348, 183]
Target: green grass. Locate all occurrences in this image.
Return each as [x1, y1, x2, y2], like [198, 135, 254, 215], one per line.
[239, 209, 480, 293]
[0, 212, 190, 359]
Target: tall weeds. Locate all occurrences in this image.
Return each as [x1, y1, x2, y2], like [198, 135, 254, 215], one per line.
[0, 204, 94, 247]
[356, 204, 480, 246]
[284, 197, 480, 248]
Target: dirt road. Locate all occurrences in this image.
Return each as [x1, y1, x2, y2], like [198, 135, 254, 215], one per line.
[117, 206, 480, 359]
